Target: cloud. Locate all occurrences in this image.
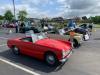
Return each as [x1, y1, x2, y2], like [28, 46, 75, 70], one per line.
[57, 0, 100, 18]
[21, 0, 40, 5]
[0, 4, 13, 15]
[17, 0, 56, 18]
[0, 0, 100, 18]
[21, 0, 50, 6]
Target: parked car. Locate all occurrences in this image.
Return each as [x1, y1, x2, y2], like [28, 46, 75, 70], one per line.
[79, 23, 93, 35]
[46, 28, 83, 48]
[3, 23, 16, 28]
[63, 27, 90, 41]
[7, 33, 72, 66]
[74, 27, 90, 41]
[19, 26, 42, 33]
[79, 24, 88, 29]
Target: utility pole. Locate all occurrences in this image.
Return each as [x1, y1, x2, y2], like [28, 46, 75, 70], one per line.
[12, 0, 16, 20]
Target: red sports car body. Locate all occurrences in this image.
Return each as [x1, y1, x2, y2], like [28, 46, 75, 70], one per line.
[7, 34, 72, 66]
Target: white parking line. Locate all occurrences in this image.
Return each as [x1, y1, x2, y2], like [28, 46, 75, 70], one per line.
[0, 44, 7, 47]
[0, 37, 9, 40]
[0, 58, 41, 75]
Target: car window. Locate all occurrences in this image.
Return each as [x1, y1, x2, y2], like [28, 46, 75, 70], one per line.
[21, 37, 32, 42]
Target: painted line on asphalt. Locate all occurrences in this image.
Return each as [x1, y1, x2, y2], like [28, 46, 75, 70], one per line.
[0, 44, 7, 47]
[0, 58, 41, 75]
[0, 37, 9, 39]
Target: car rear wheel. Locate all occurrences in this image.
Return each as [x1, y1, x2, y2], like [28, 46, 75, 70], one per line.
[73, 39, 79, 48]
[11, 46, 20, 55]
[45, 52, 59, 66]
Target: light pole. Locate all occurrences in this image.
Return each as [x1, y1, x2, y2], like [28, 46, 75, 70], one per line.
[12, 0, 16, 20]
[66, 6, 69, 18]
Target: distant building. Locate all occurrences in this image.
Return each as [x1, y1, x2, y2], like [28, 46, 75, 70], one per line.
[26, 18, 41, 23]
[51, 17, 64, 22]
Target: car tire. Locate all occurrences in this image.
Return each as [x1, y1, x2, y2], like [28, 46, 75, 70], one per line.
[44, 52, 59, 66]
[73, 39, 79, 48]
[11, 46, 20, 55]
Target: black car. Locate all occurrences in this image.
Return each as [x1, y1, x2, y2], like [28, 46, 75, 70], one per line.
[19, 26, 41, 33]
[79, 24, 88, 29]
[74, 27, 90, 41]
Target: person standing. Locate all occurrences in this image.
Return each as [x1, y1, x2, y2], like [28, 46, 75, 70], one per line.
[88, 23, 93, 35]
[20, 22, 25, 33]
[67, 19, 76, 48]
[15, 21, 19, 33]
[89, 23, 93, 31]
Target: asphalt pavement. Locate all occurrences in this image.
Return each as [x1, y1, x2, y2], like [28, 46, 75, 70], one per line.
[0, 28, 100, 75]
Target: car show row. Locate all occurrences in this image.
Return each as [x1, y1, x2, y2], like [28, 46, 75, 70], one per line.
[7, 21, 93, 66]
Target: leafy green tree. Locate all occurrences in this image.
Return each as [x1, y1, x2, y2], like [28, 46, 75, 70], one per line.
[0, 15, 4, 20]
[90, 16, 100, 24]
[18, 10, 27, 21]
[4, 10, 13, 22]
[82, 16, 88, 20]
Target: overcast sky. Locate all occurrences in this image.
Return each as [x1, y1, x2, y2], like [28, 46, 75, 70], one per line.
[0, 0, 100, 18]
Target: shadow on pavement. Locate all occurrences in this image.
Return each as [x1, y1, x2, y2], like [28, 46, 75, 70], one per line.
[0, 49, 64, 73]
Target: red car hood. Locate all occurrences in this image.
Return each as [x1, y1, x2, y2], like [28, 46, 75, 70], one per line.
[36, 38, 71, 50]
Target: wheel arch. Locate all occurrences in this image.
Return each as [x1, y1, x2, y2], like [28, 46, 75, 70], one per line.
[44, 51, 57, 60]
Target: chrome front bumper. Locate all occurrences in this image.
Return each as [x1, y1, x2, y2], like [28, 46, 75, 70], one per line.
[59, 50, 73, 63]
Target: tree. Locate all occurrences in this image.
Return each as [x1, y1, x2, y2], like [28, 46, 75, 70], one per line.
[82, 16, 88, 20]
[89, 16, 100, 24]
[4, 10, 13, 22]
[0, 15, 4, 20]
[18, 10, 27, 21]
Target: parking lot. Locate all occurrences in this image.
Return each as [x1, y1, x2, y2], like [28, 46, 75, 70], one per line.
[0, 28, 100, 75]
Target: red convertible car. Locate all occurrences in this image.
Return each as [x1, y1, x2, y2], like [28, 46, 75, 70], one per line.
[7, 33, 72, 66]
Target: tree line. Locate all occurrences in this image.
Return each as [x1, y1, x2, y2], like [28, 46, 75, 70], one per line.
[0, 10, 27, 22]
[89, 16, 100, 24]
[0, 10, 100, 24]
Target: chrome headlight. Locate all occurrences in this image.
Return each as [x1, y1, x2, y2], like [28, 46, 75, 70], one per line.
[62, 49, 70, 58]
[62, 49, 66, 58]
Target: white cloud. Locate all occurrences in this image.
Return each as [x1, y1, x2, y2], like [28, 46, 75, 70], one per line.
[0, 0, 100, 18]
[56, 0, 100, 18]
[21, 0, 50, 6]
[21, 0, 40, 5]
[0, 4, 13, 15]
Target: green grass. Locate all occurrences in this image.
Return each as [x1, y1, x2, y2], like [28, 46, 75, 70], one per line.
[94, 24, 100, 28]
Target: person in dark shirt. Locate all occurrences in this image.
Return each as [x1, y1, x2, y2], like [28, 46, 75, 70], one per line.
[88, 23, 93, 31]
[19, 22, 25, 33]
[15, 21, 18, 33]
[88, 23, 93, 35]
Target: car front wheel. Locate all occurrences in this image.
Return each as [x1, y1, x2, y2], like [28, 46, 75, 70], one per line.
[11, 46, 20, 55]
[45, 52, 59, 66]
